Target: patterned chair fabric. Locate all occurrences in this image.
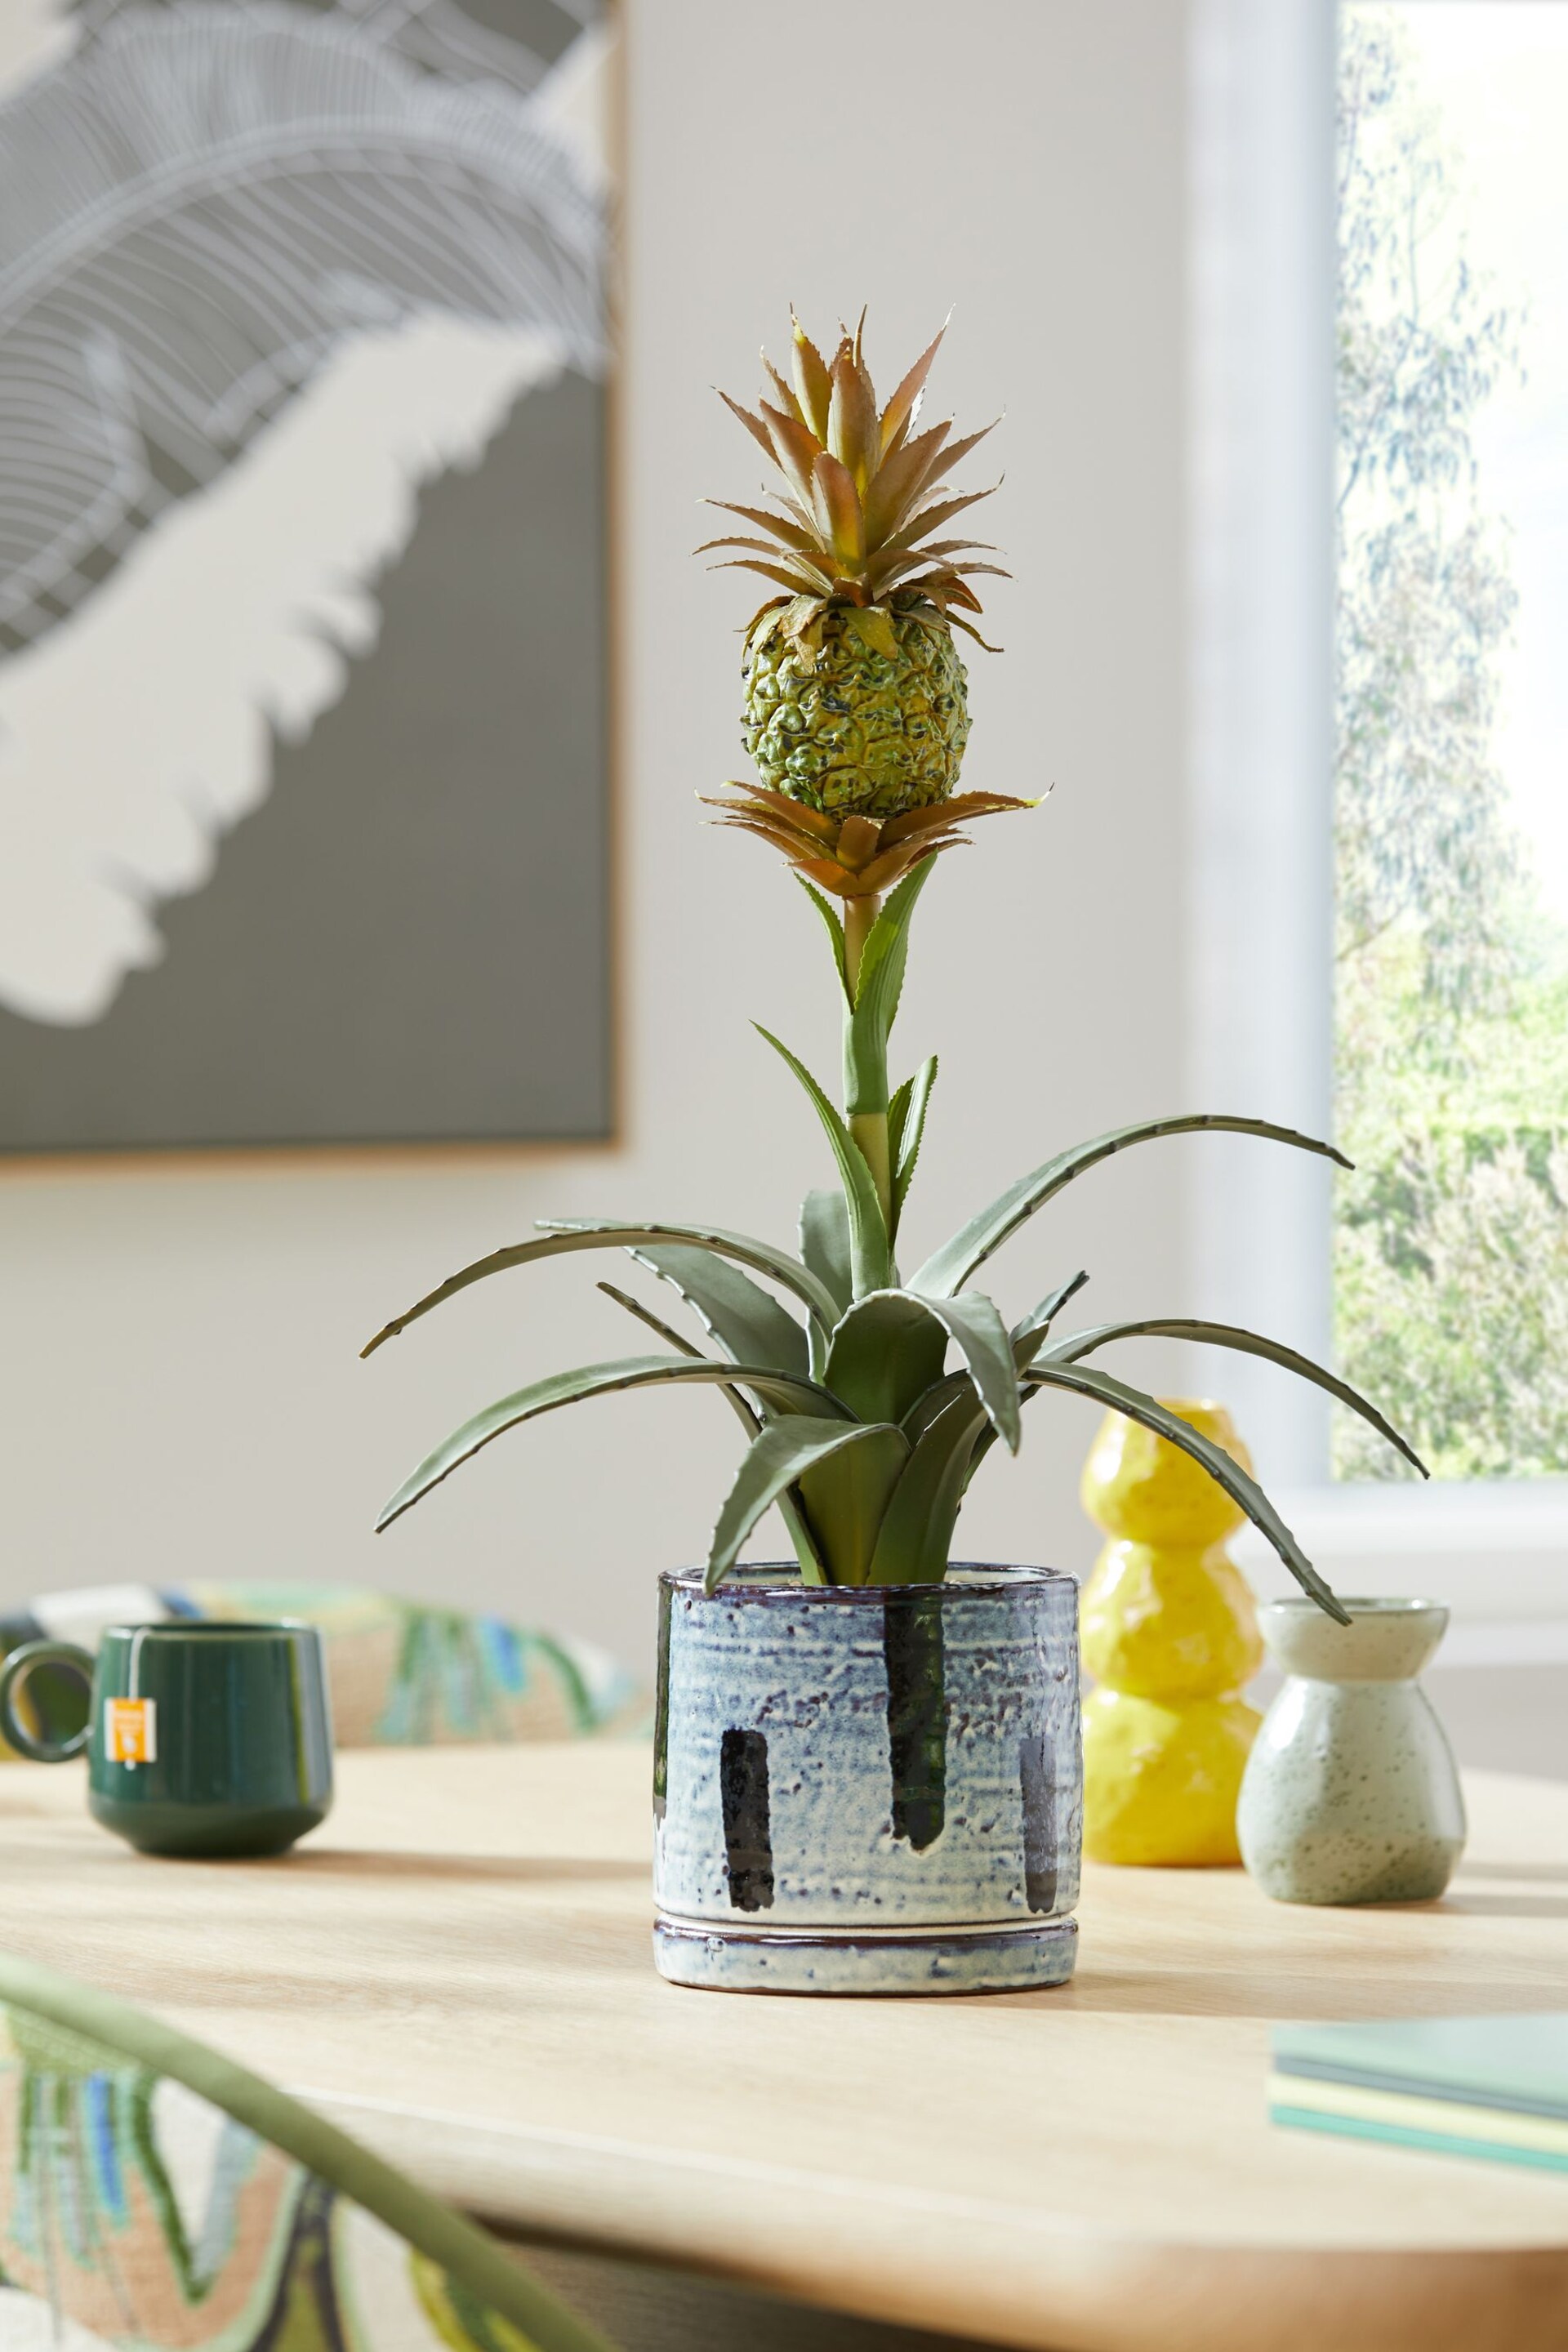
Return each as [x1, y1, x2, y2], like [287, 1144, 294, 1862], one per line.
[0, 1584, 643, 1758]
[0, 1952, 615, 2351]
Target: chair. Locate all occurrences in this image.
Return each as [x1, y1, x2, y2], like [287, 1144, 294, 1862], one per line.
[0, 1949, 615, 2351]
[0, 1581, 644, 1757]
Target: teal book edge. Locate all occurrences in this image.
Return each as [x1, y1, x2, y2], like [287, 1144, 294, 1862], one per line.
[1273, 2012, 1568, 2120]
[1272, 2103, 1568, 2176]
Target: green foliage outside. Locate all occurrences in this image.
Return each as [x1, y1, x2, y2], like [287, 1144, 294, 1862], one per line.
[1334, 10, 1568, 1478]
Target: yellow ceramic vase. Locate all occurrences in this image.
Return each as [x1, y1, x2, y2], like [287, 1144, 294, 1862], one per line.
[1079, 1400, 1263, 1866]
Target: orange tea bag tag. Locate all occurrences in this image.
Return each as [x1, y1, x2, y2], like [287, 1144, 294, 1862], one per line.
[105, 1697, 156, 1767]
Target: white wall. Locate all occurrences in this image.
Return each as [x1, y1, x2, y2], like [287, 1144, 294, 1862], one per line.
[0, 0, 1194, 1673]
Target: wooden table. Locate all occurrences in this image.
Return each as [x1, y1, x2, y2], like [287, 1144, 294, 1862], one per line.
[3, 1744, 1566, 2352]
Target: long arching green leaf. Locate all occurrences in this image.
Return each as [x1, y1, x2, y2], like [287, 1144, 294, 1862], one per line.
[1011, 1269, 1090, 1368]
[755, 1027, 891, 1295]
[362, 1222, 840, 1357]
[955, 1271, 1097, 1493]
[626, 1243, 809, 1378]
[844, 862, 933, 1116]
[376, 1356, 850, 1533]
[1040, 1316, 1428, 1477]
[1014, 1359, 1350, 1621]
[595, 1284, 757, 1426]
[867, 1388, 988, 1584]
[707, 1418, 907, 1592]
[596, 1283, 826, 1580]
[800, 1187, 853, 1316]
[932, 1290, 1022, 1451]
[890, 1054, 938, 1231]
[911, 1116, 1351, 1299]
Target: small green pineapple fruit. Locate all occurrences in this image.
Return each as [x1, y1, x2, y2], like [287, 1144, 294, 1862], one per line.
[741, 604, 971, 817]
[701, 311, 1004, 825]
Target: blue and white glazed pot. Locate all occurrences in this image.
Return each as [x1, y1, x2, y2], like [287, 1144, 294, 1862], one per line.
[653, 1564, 1082, 1995]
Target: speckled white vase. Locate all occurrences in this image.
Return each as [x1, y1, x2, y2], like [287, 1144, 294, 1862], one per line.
[1237, 1598, 1466, 1905]
[653, 1564, 1082, 1994]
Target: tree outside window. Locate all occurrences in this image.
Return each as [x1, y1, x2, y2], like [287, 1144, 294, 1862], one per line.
[1334, 5, 1568, 1479]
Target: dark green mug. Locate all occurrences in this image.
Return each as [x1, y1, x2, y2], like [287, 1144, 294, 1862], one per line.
[0, 1620, 334, 1857]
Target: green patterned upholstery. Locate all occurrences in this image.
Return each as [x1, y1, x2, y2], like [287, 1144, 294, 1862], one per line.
[0, 1952, 615, 2351]
[0, 1584, 644, 1759]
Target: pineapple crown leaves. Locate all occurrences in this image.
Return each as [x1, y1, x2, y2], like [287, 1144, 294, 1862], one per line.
[699, 310, 1009, 648]
[699, 779, 1039, 901]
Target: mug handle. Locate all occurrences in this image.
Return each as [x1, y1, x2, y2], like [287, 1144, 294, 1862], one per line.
[0, 1640, 96, 1762]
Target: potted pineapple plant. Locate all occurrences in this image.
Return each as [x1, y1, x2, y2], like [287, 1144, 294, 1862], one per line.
[366, 314, 1422, 1995]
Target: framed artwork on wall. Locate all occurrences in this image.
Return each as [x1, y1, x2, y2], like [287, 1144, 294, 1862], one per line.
[0, 0, 612, 1152]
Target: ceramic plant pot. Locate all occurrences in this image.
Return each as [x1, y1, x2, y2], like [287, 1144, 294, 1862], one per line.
[1237, 1598, 1466, 1905]
[653, 1564, 1082, 1995]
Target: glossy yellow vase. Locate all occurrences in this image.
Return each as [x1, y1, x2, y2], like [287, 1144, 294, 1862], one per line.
[1079, 1400, 1263, 1866]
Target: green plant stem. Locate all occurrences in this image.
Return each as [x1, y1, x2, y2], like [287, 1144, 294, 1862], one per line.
[844, 893, 880, 998]
[843, 891, 893, 1234]
[850, 1111, 893, 1235]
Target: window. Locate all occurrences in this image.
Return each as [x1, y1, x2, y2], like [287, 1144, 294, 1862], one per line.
[1336, 4, 1568, 1483]
[1189, 0, 1568, 1624]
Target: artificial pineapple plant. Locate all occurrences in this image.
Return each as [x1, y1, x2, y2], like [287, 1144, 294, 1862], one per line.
[368, 315, 1421, 1994]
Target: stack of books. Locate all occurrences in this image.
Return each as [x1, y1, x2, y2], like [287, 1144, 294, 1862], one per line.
[1271, 2014, 1568, 2174]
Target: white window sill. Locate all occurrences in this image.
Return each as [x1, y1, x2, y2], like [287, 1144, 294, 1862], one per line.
[1232, 1481, 1568, 1641]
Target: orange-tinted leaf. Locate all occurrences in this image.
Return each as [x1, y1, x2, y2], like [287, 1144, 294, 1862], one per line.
[810, 450, 866, 568]
[888, 485, 999, 548]
[703, 500, 818, 552]
[910, 419, 998, 503]
[907, 538, 1000, 559]
[791, 314, 834, 439]
[794, 857, 880, 900]
[862, 548, 945, 596]
[759, 399, 823, 510]
[714, 817, 832, 866]
[835, 814, 883, 872]
[827, 341, 880, 488]
[711, 555, 835, 596]
[879, 320, 947, 453]
[763, 354, 808, 430]
[718, 389, 778, 465]
[696, 534, 814, 559]
[884, 790, 1044, 846]
[863, 421, 952, 545]
[944, 610, 1003, 653]
[706, 782, 841, 842]
[879, 792, 1035, 847]
[854, 838, 958, 893]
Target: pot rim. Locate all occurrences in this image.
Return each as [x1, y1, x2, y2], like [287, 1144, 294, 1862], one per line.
[1258, 1596, 1448, 1619]
[659, 1561, 1076, 1602]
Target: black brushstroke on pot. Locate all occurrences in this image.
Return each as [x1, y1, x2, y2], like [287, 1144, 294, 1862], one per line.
[719, 1727, 774, 1911]
[653, 1579, 672, 1820]
[883, 1588, 947, 1851]
[1020, 1730, 1057, 1914]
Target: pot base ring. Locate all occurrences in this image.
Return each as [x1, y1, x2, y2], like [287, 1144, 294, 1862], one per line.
[653, 1913, 1077, 1996]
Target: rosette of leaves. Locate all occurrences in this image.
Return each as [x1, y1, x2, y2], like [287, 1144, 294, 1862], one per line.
[366, 868, 1423, 1615]
[365, 319, 1426, 1616]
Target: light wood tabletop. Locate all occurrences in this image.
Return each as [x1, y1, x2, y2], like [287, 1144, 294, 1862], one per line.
[2, 1743, 1566, 2352]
